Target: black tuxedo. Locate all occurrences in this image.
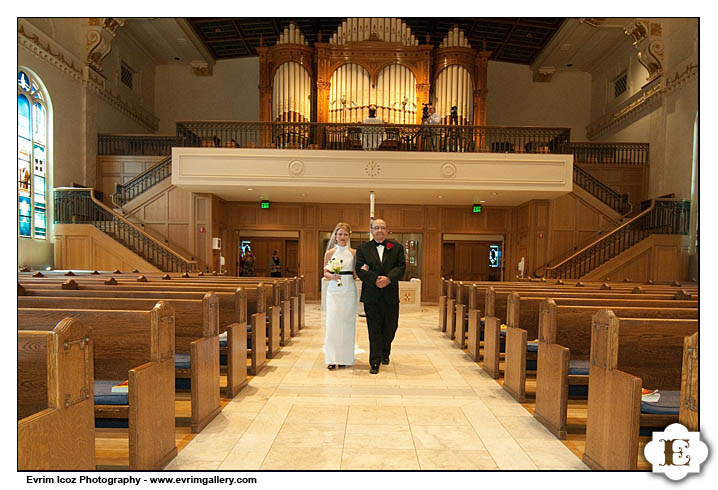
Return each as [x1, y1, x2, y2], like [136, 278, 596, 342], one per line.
[355, 239, 406, 366]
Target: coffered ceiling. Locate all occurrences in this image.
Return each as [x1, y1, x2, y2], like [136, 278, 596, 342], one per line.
[184, 17, 566, 65]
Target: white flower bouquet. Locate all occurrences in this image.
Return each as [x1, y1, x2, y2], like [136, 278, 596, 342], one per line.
[325, 257, 344, 286]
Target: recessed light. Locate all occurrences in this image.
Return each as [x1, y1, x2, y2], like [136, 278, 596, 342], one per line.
[491, 192, 498, 196]
[480, 200, 486, 203]
[437, 195, 444, 199]
[247, 188, 253, 191]
[299, 193, 306, 197]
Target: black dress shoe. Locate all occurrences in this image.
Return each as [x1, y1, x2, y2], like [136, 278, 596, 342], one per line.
[327, 364, 336, 370]
[381, 357, 390, 365]
[369, 364, 380, 374]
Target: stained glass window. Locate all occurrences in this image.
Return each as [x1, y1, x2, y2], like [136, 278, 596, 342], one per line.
[18, 71, 48, 239]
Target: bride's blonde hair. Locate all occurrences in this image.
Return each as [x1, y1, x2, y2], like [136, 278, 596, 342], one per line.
[335, 222, 352, 235]
[326, 222, 352, 255]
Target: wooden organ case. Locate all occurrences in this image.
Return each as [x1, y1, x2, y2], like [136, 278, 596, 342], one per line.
[257, 20, 491, 127]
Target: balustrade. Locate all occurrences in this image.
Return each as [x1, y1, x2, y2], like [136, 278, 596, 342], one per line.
[54, 188, 197, 273]
[545, 199, 690, 279]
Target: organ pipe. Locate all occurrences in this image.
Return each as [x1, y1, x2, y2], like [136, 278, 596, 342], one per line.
[273, 61, 311, 121]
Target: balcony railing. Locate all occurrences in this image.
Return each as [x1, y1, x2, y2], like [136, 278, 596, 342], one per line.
[98, 134, 174, 156]
[544, 198, 690, 279]
[55, 187, 198, 273]
[175, 121, 572, 154]
[113, 156, 172, 207]
[567, 142, 649, 165]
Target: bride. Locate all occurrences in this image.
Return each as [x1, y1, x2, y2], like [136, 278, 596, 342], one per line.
[323, 222, 357, 370]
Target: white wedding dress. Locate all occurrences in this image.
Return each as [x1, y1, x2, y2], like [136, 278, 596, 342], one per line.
[324, 245, 357, 365]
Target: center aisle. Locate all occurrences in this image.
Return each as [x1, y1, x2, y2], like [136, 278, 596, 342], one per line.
[166, 304, 588, 470]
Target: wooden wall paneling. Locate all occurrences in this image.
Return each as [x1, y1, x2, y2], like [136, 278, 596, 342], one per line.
[653, 245, 681, 283]
[67, 236, 91, 270]
[376, 206, 401, 228]
[423, 231, 442, 302]
[168, 187, 190, 221]
[443, 208, 464, 232]
[401, 208, 424, 229]
[93, 241, 123, 272]
[52, 235, 65, 269]
[168, 224, 191, 257]
[465, 208, 487, 231]
[304, 206, 317, 227]
[426, 206, 442, 231]
[320, 208, 343, 228]
[237, 205, 258, 225]
[486, 208, 507, 231]
[301, 229, 319, 300]
[342, 207, 363, 228]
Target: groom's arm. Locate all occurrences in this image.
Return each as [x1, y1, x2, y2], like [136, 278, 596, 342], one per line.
[386, 243, 406, 284]
[355, 246, 378, 284]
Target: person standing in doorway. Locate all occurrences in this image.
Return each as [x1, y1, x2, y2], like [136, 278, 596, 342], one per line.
[270, 249, 282, 277]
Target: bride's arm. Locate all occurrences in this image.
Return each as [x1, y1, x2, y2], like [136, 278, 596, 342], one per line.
[323, 250, 338, 281]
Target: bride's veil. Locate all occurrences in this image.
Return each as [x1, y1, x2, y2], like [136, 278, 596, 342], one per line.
[325, 223, 352, 258]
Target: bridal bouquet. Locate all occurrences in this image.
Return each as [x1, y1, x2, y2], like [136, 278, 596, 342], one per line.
[325, 257, 344, 286]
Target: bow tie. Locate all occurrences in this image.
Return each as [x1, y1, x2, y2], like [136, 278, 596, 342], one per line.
[374, 241, 385, 247]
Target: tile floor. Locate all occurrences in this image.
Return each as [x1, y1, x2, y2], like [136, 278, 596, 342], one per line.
[166, 304, 588, 471]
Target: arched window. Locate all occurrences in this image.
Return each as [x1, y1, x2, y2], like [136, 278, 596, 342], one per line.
[18, 70, 48, 239]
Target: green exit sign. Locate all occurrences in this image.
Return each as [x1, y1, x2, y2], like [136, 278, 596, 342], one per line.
[260, 200, 270, 209]
[473, 204, 482, 213]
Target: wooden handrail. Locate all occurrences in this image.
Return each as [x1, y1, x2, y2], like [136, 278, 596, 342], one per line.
[55, 187, 197, 266]
[118, 156, 171, 186]
[543, 199, 657, 275]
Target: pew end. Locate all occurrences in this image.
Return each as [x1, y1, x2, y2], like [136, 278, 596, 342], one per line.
[18, 318, 95, 470]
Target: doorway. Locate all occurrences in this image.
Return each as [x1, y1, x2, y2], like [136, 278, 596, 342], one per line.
[235, 231, 300, 278]
[442, 234, 504, 282]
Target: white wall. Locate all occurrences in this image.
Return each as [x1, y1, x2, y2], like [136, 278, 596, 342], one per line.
[487, 61, 592, 140]
[154, 58, 260, 133]
[587, 18, 698, 199]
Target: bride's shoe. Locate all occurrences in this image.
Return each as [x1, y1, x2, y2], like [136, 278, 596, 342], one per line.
[327, 364, 337, 370]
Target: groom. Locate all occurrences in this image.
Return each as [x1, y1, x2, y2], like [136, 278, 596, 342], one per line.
[355, 219, 406, 374]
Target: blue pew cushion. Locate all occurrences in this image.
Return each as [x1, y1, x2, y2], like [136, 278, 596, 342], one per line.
[526, 341, 538, 352]
[94, 380, 129, 405]
[219, 331, 227, 347]
[641, 390, 680, 415]
[569, 359, 590, 376]
[175, 353, 191, 369]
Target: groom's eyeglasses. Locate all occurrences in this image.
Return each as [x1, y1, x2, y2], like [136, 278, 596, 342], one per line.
[372, 226, 387, 230]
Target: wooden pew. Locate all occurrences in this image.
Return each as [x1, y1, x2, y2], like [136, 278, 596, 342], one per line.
[477, 286, 696, 377]
[19, 285, 248, 398]
[529, 298, 697, 438]
[18, 318, 95, 470]
[18, 302, 177, 470]
[20, 280, 272, 376]
[21, 272, 305, 348]
[582, 311, 698, 470]
[679, 332, 698, 431]
[503, 292, 697, 402]
[18, 294, 222, 433]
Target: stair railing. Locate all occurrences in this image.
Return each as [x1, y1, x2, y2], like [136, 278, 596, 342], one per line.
[55, 187, 197, 272]
[544, 198, 690, 279]
[112, 156, 172, 207]
[573, 165, 632, 215]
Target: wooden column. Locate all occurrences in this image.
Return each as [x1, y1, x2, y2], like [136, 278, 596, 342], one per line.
[473, 44, 492, 127]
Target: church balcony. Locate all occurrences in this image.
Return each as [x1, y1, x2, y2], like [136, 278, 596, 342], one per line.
[168, 121, 574, 206]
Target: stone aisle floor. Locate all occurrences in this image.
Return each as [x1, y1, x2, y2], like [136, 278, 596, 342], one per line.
[166, 304, 588, 471]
